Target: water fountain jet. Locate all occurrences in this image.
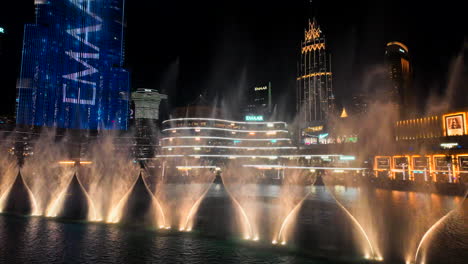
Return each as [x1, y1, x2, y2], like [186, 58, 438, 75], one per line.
[322, 173, 382, 260]
[271, 168, 314, 245]
[411, 191, 467, 264]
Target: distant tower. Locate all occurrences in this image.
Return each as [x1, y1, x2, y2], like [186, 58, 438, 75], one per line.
[245, 82, 272, 119]
[385, 41, 412, 116]
[131, 88, 167, 159]
[297, 18, 334, 125]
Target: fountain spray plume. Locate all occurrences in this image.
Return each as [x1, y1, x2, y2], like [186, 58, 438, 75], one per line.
[20, 129, 75, 216]
[148, 156, 216, 231]
[424, 47, 466, 115]
[222, 161, 261, 241]
[322, 66, 404, 260]
[78, 131, 139, 222]
[177, 160, 216, 232]
[272, 167, 315, 245]
[0, 134, 19, 212]
[322, 175, 382, 261]
[407, 190, 468, 264]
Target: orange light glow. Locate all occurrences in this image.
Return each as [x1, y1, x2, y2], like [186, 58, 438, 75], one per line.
[58, 161, 75, 165]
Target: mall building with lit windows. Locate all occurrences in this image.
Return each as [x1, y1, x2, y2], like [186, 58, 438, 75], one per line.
[148, 103, 361, 184]
[374, 109, 468, 190]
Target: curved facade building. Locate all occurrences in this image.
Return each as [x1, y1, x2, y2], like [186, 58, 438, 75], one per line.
[160, 118, 295, 158]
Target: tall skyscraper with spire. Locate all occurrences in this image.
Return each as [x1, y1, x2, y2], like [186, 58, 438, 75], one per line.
[16, 0, 130, 130]
[296, 18, 334, 125]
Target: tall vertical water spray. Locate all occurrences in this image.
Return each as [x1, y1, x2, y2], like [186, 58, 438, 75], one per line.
[150, 159, 216, 231]
[322, 173, 383, 261]
[78, 133, 139, 222]
[0, 136, 18, 212]
[407, 191, 467, 264]
[272, 168, 314, 245]
[20, 130, 75, 217]
[222, 162, 261, 241]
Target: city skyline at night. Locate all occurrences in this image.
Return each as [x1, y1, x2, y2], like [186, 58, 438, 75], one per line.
[0, 0, 466, 121]
[0, 2, 467, 264]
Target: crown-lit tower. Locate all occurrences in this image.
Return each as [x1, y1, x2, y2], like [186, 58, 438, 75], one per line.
[296, 18, 334, 125]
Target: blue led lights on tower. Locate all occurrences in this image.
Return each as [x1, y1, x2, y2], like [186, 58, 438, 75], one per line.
[16, 0, 130, 130]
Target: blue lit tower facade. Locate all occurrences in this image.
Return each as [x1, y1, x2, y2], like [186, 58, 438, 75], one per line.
[16, 0, 129, 130]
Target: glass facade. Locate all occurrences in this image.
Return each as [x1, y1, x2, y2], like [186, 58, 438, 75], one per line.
[16, 0, 129, 130]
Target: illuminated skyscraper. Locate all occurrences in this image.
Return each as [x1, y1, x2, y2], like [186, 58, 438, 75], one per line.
[16, 0, 130, 130]
[296, 18, 334, 124]
[244, 82, 272, 119]
[385, 41, 412, 114]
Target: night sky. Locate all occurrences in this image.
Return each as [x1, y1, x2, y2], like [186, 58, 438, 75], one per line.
[0, 0, 466, 120]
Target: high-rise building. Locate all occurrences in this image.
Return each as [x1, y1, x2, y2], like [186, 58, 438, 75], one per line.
[296, 18, 334, 125]
[0, 26, 5, 57]
[350, 94, 369, 116]
[244, 82, 272, 120]
[385, 41, 412, 115]
[131, 88, 167, 159]
[16, 0, 130, 130]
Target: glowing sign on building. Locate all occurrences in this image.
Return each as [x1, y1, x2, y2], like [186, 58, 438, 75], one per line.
[305, 125, 323, 132]
[443, 112, 466, 136]
[245, 115, 264, 121]
[254, 86, 268, 91]
[440, 143, 459, 149]
[375, 157, 391, 170]
[339, 155, 355, 161]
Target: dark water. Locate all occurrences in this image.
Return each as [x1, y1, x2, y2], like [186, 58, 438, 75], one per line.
[0, 184, 466, 264]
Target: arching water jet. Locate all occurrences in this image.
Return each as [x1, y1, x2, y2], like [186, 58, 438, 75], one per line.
[323, 183, 381, 260]
[180, 181, 213, 231]
[271, 168, 314, 245]
[411, 191, 467, 264]
[1, 171, 38, 215]
[222, 163, 260, 241]
[274, 190, 310, 244]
